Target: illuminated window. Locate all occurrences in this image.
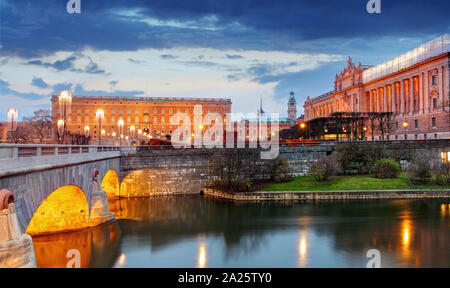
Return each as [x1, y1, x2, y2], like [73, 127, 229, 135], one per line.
[441, 152, 449, 163]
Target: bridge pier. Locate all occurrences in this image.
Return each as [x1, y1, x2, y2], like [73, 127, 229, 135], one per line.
[0, 190, 36, 268]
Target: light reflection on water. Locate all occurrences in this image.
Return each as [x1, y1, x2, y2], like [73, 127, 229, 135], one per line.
[31, 196, 450, 268]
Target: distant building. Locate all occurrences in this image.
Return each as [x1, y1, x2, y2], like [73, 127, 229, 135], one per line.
[288, 91, 297, 121]
[303, 34, 450, 140]
[51, 95, 232, 141]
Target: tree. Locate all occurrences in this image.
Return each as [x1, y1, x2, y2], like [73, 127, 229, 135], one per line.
[8, 125, 34, 144]
[23, 109, 53, 143]
[0, 122, 5, 143]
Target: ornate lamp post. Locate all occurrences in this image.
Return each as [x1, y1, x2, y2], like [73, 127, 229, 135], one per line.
[58, 91, 72, 144]
[118, 119, 124, 146]
[137, 129, 142, 144]
[7, 109, 18, 143]
[96, 109, 105, 146]
[57, 120, 64, 144]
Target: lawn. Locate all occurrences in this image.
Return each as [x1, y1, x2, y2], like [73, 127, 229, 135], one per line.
[263, 173, 450, 192]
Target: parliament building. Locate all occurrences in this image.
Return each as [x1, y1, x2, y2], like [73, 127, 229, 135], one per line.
[304, 34, 449, 140]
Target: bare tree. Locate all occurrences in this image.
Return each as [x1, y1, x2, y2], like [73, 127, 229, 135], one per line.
[8, 126, 34, 144]
[0, 122, 5, 143]
[23, 109, 53, 143]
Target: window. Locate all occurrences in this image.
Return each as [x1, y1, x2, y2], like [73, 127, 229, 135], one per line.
[441, 152, 449, 163]
[432, 117, 436, 127]
[415, 134, 418, 140]
[111, 109, 115, 115]
[424, 134, 427, 140]
[414, 119, 418, 129]
[404, 135, 407, 140]
[432, 75, 437, 85]
[433, 98, 438, 108]
[395, 135, 398, 140]
[435, 134, 438, 139]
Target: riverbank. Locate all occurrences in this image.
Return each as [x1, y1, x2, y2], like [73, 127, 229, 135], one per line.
[203, 188, 450, 201]
[263, 174, 449, 192]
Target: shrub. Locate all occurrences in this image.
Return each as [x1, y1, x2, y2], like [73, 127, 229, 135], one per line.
[434, 162, 450, 186]
[336, 143, 381, 174]
[409, 159, 432, 185]
[207, 178, 253, 192]
[308, 155, 340, 182]
[269, 157, 293, 183]
[370, 159, 401, 179]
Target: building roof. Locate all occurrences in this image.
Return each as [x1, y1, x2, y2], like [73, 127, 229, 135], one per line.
[51, 95, 232, 104]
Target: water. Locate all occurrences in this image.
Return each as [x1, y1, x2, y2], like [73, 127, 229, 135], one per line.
[31, 196, 450, 268]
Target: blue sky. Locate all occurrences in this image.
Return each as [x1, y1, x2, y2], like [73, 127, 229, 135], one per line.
[0, 0, 449, 120]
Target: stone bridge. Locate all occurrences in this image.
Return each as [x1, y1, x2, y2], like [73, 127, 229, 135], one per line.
[1, 140, 449, 237]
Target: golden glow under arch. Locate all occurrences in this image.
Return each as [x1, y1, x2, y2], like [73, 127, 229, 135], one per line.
[26, 185, 89, 235]
[101, 170, 120, 198]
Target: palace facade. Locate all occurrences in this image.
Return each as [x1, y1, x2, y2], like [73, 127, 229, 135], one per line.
[51, 95, 232, 142]
[304, 34, 450, 140]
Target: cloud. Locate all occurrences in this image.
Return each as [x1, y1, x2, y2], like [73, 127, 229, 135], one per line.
[226, 54, 243, 59]
[0, 78, 49, 100]
[31, 77, 49, 89]
[1, 0, 448, 58]
[25, 54, 107, 74]
[160, 54, 178, 60]
[128, 58, 146, 64]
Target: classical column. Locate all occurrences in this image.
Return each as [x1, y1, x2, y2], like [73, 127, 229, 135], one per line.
[419, 73, 423, 114]
[409, 77, 414, 115]
[446, 64, 450, 111]
[439, 65, 445, 111]
[369, 92, 373, 112]
[384, 86, 388, 112]
[424, 71, 429, 113]
[376, 89, 381, 112]
[391, 83, 396, 114]
[400, 81, 405, 114]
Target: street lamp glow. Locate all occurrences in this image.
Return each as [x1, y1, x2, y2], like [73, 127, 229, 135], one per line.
[84, 125, 90, 138]
[58, 91, 72, 144]
[57, 119, 64, 137]
[7, 109, 18, 132]
[130, 126, 135, 138]
[300, 123, 306, 129]
[96, 109, 105, 145]
[402, 121, 408, 128]
[112, 132, 117, 137]
[118, 119, 124, 146]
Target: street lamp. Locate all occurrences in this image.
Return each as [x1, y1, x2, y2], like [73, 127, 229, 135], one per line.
[96, 109, 105, 145]
[58, 91, 72, 144]
[118, 119, 124, 146]
[402, 121, 408, 128]
[57, 120, 64, 143]
[84, 125, 90, 138]
[300, 123, 305, 129]
[7, 109, 18, 132]
[130, 125, 135, 139]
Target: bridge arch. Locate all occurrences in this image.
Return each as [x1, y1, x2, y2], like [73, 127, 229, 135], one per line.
[101, 170, 120, 198]
[26, 185, 89, 235]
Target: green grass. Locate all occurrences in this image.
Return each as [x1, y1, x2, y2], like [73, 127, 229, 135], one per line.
[263, 173, 450, 192]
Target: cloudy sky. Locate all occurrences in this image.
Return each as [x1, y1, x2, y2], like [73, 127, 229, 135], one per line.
[0, 0, 449, 120]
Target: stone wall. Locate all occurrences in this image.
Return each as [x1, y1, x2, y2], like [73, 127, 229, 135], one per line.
[119, 145, 335, 196]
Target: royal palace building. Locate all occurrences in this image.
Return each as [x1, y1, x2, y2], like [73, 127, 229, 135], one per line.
[51, 95, 232, 142]
[304, 34, 450, 140]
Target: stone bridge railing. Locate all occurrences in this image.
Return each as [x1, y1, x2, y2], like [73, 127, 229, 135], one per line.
[0, 144, 121, 178]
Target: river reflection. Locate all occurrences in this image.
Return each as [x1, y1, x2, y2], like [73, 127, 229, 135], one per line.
[32, 196, 450, 268]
